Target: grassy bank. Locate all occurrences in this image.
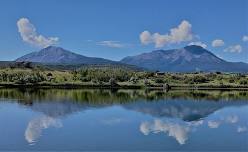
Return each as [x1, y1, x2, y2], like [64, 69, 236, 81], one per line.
[0, 67, 247, 90]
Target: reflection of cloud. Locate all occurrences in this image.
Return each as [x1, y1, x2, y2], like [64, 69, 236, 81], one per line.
[208, 121, 221, 128]
[188, 120, 204, 126]
[140, 119, 190, 145]
[237, 126, 247, 133]
[225, 115, 239, 124]
[208, 115, 239, 129]
[101, 118, 124, 125]
[25, 116, 62, 143]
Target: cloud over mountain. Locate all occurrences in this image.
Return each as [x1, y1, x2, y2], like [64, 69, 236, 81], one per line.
[140, 20, 193, 48]
[212, 39, 225, 47]
[188, 41, 207, 48]
[242, 35, 248, 42]
[97, 40, 124, 48]
[17, 18, 59, 48]
[224, 45, 242, 53]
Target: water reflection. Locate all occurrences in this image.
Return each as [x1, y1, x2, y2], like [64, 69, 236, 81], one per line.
[0, 88, 248, 104]
[25, 116, 62, 144]
[140, 106, 248, 145]
[0, 88, 247, 150]
[140, 119, 191, 144]
[237, 126, 247, 133]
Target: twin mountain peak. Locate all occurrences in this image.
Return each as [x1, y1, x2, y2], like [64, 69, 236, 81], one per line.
[16, 45, 248, 72]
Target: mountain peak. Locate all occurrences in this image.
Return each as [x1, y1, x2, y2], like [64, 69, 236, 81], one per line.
[121, 45, 248, 72]
[44, 45, 57, 49]
[183, 45, 208, 55]
[15, 46, 114, 65]
[40, 46, 69, 53]
[184, 45, 205, 50]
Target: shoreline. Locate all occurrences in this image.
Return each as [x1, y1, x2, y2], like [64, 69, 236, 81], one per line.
[0, 83, 248, 90]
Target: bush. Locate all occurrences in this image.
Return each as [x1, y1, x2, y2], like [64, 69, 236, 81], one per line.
[109, 78, 118, 86]
[15, 72, 45, 84]
[185, 75, 208, 84]
[228, 79, 235, 83]
[155, 78, 164, 84]
[239, 79, 248, 85]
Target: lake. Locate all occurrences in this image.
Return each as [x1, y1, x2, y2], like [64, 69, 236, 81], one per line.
[0, 88, 247, 151]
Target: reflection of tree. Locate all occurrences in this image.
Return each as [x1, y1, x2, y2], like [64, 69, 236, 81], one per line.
[0, 89, 248, 105]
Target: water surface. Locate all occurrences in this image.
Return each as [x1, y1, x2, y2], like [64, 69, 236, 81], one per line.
[0, 89, 247, 151]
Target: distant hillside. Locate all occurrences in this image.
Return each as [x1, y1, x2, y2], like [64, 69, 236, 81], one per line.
[121, 45, 248, 72]
[0, 61, 143, 71]
[16, 46, 116, 65]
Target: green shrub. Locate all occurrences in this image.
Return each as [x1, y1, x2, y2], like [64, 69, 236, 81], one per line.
[155, 78, 164, 84]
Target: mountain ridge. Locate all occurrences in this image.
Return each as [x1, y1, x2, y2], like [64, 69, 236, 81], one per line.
[15, 45, 248, 72]
[121, 45, 248, 72]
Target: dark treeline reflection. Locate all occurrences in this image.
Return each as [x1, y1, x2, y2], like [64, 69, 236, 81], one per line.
[0, 88, 248, 105]
[0, 88, 247, 123]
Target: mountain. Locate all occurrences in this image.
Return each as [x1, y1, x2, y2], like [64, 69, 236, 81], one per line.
[16, 46, 116, 65]
[121, 45, 248, 72]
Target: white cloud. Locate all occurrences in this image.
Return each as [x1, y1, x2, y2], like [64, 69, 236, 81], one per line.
[25, 116, 62, 144]
[212, 39, 225, 47]
[140, 31, 152, 45]
[140, 20, 194, 48]
[242, 35, 248, 42]
[97, 41, 124, 48]
[188, 41, 207, 48]
[208, 120, 221, 128]
[140, 119, 190, 145]
[224, 45, 242, 53]
[17, 18, 59, 48]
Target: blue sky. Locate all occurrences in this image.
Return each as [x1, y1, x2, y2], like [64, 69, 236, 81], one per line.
[0, 0, 247, 62]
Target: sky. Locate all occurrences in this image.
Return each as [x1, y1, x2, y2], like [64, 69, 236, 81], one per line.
[0, 0, 247, 62]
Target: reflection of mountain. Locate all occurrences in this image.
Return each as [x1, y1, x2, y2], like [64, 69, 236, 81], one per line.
[124, 100, 246, 121]
[29, 100, 93, 117]
[19, 97, 248, 123]
[0, 88, 247, 120]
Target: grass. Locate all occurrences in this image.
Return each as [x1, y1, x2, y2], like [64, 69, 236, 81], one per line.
[0, 67, 247, 89]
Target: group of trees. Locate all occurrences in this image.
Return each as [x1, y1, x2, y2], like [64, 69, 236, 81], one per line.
[0, 68, 247, 86]
[0, 70, 46, 84]
[70, 68, 135, 84]
[152, 73, 248, 85]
